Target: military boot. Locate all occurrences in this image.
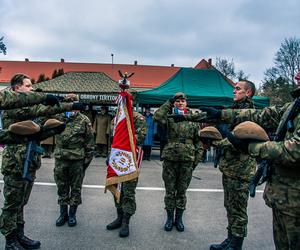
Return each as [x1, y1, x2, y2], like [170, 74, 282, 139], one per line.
[174, 208, 184, 232]
[164, 209, 174, 231]
[106, 208, 123, 230]
[68, 205, 78, 227]
[226, 236, 244, 250]
[17, 224, 41, 249]
[119, 213, 131, 238]
[5, 231, 25, 250]
[210, 230, 232, 250]
[56, 205, 68, 227]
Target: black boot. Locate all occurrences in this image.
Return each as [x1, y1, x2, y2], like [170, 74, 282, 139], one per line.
[226, 236, 244, 250]
[119, 213, 131, 238]
[68, 205, 78, 227]
[174, 208, 184, 232]
[164, 209, 174, 231]
[5, 231, 25, 250]
[56, 205, 68, 227]
[210, 230, 232, 250]
[106, 208, 123, 230]
[16, 225, 41, 249]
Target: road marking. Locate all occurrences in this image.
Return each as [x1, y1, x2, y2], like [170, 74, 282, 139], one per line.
[0, 180, 264, 193]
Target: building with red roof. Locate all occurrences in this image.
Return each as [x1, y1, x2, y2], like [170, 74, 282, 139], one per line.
[0, 58, 227, 90]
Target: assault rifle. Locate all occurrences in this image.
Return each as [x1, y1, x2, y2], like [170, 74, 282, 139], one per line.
[22, 141, 44, 182]
[249, 93, 300, 197]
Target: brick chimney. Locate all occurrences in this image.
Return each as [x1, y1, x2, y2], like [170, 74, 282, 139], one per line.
[208, 58, 212, 66]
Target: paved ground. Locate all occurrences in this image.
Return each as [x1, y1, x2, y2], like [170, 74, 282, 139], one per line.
[0, 150, 275, 250]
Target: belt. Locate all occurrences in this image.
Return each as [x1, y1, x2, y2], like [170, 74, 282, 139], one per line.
[168, 138, 194, 144]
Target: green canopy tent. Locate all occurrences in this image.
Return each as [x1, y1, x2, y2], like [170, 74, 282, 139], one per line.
[137, 68, 269, 108]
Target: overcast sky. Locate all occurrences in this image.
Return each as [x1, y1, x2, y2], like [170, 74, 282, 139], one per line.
[0, 0, 299, 85]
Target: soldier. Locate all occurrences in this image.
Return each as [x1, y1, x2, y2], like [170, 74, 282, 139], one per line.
[181, 71, 300, 250]
[92, 106, 111, 157]
[153, 92, 203, 232]
[0, 88, 60, 110]
[106, 110, 147, 238]
[0, 74, 87, 250]
[53, 110, 94, 227]
[208, 80, 257, 250]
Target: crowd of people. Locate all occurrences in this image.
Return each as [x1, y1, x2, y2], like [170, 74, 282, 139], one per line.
[0, 70, 299, 250]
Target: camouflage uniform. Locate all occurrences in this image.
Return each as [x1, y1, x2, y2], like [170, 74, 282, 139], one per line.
[0, 102, 73, 237]
[113, 111, 147, 215]
[0, 90, 47, 110]
[154, 100, 203, 211]
[217, 98, 300, 250]
[213, 98, 256, 238]
[54, 112, 94, 206]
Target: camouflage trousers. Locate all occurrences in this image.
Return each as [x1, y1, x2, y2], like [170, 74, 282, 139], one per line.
[162, 161, 194, 210]
[223, 174, 250, 237]
[113, 179, 138, 216]
[54, 159, 85, 206]
[272, 208, 300, 250]
[0, 172, 36, 236]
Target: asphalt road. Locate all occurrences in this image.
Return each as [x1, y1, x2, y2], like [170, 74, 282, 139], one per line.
[0, 150, 275, 250]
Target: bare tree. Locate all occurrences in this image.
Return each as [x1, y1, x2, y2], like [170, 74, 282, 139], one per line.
[215, 58, 249, 81]
[215, 58, 236, 79]
[260, 37, 300, 105]
[0, 36, 7, 55]
[274, 37, 300, 85]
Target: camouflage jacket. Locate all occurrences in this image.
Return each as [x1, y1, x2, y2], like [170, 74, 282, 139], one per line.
[54, 112, 94, 160]
[221, 99, 300, 216]
[133, 111, 147, 146]
[0, 90, 46, 109]
[1, 103, 73, 176]
[154, 100, 203, 162]
[215, 98, 256, 181]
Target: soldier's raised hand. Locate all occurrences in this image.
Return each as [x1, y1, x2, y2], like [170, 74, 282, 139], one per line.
[168, 114, 187, 123]
[71, 102, 89, 111]
[199, 106, 221, 120]
[43, 94, 62, 106]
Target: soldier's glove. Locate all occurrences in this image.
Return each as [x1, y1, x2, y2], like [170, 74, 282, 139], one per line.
[199, 107, 221, 120]
[27, 123, 66, 141]
[215, 124, 230, 138]
[43, 94, 61, 106]
[72, 102, 89, 111]
[226, 132, 250, 153]
[168, 114, 187, 123]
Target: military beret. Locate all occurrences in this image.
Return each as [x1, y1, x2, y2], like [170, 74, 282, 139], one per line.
[199, 126, 222, 140]
[233, 121, 269, 141]
[8, 120, 40, 135]
[174, 92, 187, 100]
[43, 119, 65, 129]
